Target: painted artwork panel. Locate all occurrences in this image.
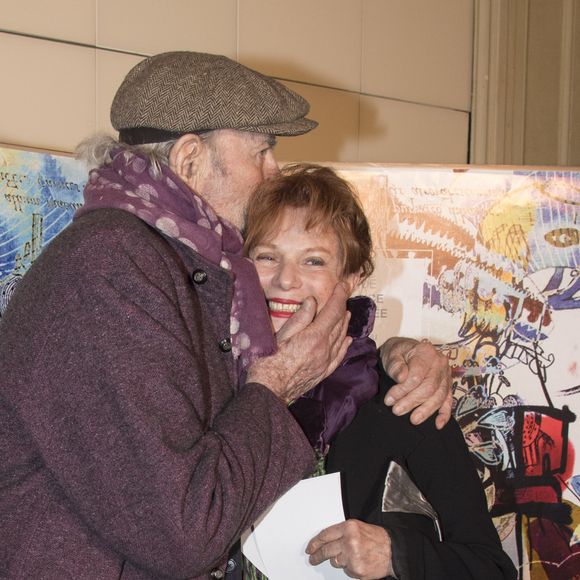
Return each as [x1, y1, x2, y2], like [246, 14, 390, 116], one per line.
[1, 145, 579, 577]
[0, 146, 86, 313]
[336, 163, 580, 578]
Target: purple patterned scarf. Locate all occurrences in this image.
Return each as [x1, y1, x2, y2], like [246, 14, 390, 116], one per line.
[289, 296, 379, 454]
[75, 147, 275, 374]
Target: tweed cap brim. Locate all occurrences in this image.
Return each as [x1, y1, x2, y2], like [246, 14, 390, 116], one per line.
[111, 51, 318, 142]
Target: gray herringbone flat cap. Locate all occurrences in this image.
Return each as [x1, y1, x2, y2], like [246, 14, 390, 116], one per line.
[111, 51, 317, 144]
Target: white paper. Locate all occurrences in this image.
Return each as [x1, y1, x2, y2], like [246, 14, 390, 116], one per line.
[241, 473, 351, 579]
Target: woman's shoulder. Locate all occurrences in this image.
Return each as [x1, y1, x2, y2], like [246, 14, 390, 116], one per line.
[373, 363, 465, 449]
[333, 370, 425, 458]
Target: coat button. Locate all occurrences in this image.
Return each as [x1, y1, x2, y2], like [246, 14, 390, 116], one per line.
[191, 269, 208, 284]
[219, 338, 232, 352]
[210, 569, 224, 579]
[225, 558, 236, 573]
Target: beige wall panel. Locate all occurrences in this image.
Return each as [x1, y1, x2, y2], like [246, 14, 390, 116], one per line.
[0, 33, 95, 153]
[523, 0, 562, 165]
[362, 0, 473, 111]
[239, 0, 363, 92]
[275, 82, 359, 163]
[97, 0, 237, 57]
[96, 51, 146, 134]
[358, 95, 468, 163]
[1, 0, 96, 44]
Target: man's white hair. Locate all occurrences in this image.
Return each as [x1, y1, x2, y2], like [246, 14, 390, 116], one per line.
[75, 134, 177, 179]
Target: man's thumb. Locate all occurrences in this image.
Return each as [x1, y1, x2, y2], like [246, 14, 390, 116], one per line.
[275, 296, 317, 343]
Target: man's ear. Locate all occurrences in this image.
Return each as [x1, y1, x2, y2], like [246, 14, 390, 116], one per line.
[169, 133, 205, 186]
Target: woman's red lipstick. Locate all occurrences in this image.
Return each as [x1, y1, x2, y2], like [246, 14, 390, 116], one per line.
[267, 298, 302, 318]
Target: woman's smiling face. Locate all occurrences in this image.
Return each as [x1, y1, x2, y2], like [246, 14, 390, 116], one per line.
[249, 207, 358, 332]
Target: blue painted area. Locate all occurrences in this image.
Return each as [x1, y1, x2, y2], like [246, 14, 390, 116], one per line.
[0, 148, 86, 284]
[571, 474, 580, 498]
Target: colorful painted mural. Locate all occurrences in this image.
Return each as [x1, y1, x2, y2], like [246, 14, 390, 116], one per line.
[1, 145, 578, 578]
[0, 146, 85, 314]
[339, 164, 580, 579]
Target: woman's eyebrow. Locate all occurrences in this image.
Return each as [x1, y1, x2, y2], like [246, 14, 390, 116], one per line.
[253, 242, 276, 249]
[301, 246, 333, 254]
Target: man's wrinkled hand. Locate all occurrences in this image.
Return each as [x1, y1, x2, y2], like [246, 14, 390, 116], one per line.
[306, 520, 394, 580]
[247, 284, 352, 405]
[380, 337, 453, 429]
[273, 295, 318, 344]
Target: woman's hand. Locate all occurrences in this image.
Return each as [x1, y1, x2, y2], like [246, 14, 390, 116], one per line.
[380, 337, 453, 429]
[306, 519, 394, 580]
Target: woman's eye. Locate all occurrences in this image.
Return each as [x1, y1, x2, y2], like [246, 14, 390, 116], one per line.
[255, 254, 275, 262]
[306, 257, 325, 266]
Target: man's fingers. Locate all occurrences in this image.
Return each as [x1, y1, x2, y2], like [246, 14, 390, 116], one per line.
[392, 381, 438, 417]
[384, 357, 408, 385]
[379, 337, 418, 377]
[405, 380, 448, 423]
[275, 296, 317, 343]
[383, 339, 453, 425]
[325, 302, 350, 345]
[391, 360, 446, 416]
[385, 368, 422, 399]
[246, 282, 352, 404]
[312, 283, 348, 325]
[435, 390, 454, 429]
[280, 283, 348, 349]
[306, 284, 351, 379]
[325, 312, 352, 368]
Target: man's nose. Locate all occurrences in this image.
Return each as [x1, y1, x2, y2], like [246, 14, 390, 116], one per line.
[263, 154, 280, 179]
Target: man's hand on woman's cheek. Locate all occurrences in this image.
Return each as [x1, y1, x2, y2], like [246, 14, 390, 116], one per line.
[273, 296, 317, 343]
[248, 285, 352, 405]
[379, 337, 453, 429]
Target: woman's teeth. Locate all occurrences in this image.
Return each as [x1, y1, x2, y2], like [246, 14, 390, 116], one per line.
[268, 301, 301, 313]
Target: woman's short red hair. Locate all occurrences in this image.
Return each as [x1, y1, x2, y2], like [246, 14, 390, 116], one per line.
[244, 163, 374, 280]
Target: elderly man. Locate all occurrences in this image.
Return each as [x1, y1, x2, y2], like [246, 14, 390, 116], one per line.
[0, 52, 450, 579]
